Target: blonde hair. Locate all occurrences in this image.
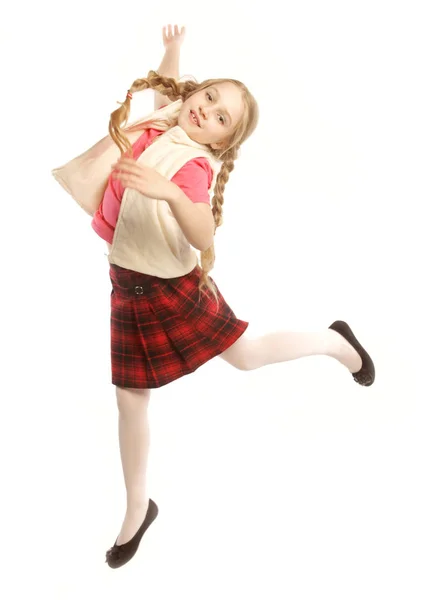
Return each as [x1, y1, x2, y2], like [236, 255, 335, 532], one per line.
[108, 70, 259, 309]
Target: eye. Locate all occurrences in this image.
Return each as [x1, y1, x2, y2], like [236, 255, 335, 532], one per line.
[206, 91, 225, 124]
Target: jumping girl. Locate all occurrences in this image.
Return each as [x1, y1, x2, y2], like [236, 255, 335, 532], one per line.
[52, 24, 375, 569]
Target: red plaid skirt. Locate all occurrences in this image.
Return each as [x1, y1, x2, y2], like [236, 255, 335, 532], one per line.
[109, 263, 249, 389]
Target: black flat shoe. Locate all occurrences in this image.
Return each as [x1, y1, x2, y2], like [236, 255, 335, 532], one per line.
[105, 499, 159, 569]
[328, 320, 375, 386]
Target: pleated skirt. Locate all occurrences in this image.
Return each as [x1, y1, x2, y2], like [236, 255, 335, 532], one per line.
[109, 263, 249, 388]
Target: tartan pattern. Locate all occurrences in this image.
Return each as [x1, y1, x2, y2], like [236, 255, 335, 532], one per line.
[109, 263, 249, 389]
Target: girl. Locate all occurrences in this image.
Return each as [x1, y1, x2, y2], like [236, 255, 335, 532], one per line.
[52, 24, 375, 569]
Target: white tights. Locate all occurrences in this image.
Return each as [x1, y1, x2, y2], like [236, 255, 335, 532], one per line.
[218, 328, 361, 373]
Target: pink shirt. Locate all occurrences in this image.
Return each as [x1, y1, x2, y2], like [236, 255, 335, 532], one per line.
[91, 127, 213, 244]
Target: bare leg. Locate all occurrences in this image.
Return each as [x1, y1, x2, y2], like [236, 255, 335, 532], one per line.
[115, 386, 151, 545]
[218, 329, 363, 372]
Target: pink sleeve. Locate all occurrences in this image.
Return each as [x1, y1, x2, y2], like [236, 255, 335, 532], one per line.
[171, 158, 213, 205]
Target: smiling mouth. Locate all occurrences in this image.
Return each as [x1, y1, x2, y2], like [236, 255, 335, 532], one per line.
[190, 110, 201, 127]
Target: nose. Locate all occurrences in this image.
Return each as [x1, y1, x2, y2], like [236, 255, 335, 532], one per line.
[199, 106, 208, 120]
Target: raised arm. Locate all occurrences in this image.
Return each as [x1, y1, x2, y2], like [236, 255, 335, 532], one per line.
[154, 24, 186, 110]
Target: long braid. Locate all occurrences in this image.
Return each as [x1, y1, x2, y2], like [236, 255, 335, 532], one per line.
[197, 150, 237, 310]
[109, 70, 201, 157]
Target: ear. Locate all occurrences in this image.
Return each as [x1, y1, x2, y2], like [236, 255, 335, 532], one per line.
[210, 141, 224, 150]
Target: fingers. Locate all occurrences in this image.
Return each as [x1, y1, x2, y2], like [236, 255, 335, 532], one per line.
[163, 24, 172, 41]
[111, 159, 156, 182]
[112, 172, 140, 188]
[162, 24, 186, 41]
[111, 158, 141, 176]
[112, 158, 136, 166]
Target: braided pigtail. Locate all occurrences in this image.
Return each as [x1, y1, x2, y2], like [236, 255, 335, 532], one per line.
[198, 148, 237, 310]
[108, 70, 201, 157]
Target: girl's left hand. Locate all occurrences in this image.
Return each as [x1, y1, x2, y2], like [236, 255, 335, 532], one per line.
[111, 158, 178, 203]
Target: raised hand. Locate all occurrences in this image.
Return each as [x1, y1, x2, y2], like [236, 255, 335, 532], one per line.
[162, 24, 186, 49]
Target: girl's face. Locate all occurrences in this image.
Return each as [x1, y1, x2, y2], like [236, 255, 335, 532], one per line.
[178, 82, 245, 149]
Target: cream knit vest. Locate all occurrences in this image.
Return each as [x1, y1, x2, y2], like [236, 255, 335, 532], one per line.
[51, 100, 222, 277]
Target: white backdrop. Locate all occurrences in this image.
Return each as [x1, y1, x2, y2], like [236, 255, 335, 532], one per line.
[1, 1, 433, 598]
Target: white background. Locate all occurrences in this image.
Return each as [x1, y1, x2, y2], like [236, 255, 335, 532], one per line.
[1, 1, 433, 598]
